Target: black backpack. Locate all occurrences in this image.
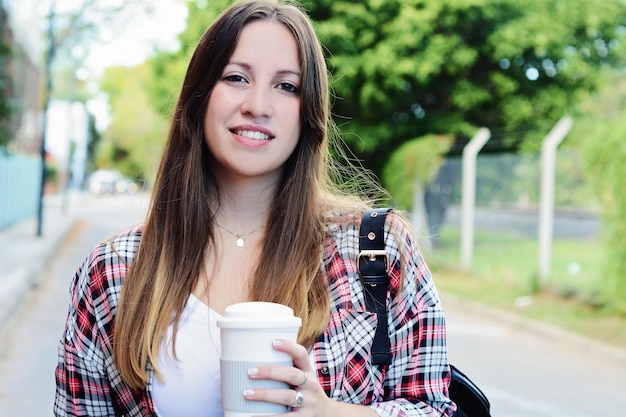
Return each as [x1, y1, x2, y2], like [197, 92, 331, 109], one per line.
[358, 208, 491, 417]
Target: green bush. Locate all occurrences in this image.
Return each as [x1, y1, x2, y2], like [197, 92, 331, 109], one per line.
[382, 134, 453, 210]
[581, 112, 626, 313]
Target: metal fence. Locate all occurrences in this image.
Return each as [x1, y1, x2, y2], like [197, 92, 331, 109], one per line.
[431, 146, 603, 298]
[441, 147, 598, 236]
[0, 152, 42, 230]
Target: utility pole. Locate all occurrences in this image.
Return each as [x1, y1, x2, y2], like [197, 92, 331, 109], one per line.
[37, 0, 57, 237]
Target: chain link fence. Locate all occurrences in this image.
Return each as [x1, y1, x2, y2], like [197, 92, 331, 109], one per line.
[430, 147, 603, 301]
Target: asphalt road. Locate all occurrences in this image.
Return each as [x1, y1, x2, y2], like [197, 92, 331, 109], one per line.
[443, 297, 626, 417]
[0, 193, 624, 416]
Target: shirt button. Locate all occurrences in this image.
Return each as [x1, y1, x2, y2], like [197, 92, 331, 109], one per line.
[320, 366, 330, 375]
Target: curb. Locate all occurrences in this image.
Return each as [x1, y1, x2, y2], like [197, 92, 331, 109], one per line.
[441, 292, 626, 368]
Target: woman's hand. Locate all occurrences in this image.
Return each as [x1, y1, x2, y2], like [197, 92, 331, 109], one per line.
[243, 339, 331, 415]
[243, 339, 378, 417]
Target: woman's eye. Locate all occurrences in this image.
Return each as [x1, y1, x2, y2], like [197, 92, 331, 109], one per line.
[223, 75, 246, 83]
[277, 82, 299, 94]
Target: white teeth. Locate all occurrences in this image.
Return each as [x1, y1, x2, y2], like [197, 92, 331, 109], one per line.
[235, 130, 271, 140]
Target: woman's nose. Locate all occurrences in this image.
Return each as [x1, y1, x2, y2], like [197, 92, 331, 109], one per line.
[240, 85, 273, 118]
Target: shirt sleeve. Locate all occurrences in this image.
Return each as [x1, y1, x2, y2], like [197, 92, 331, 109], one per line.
[54, 248, 117, 416]
[369, 213, 456, 417]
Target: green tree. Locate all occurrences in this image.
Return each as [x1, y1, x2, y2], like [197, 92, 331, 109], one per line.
[312, 0, 624, 234]
[383, 134, 453, 210]
[307, 0, 625, 174]
[45, 0, 157, 102]
[98, 63, 168, 186]
[149, 0, 232, 118]
[571, 70, 626, 313]
[0, 39, 13, 149]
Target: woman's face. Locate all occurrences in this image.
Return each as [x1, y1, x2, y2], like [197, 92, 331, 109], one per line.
[204, 20, 302, 183]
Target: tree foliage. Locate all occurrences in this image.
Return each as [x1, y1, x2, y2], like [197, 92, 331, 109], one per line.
[0, 40, 13, 149]
[98, 63, 168, 185]
[47, 0, 156, 100]
[305, 0, 625, 173]
[571, 70, 626, 313]
[383, 134, 453, 209]
[149, 0, 231, 118]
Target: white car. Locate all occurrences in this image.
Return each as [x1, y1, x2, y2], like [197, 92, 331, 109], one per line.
[87, 169, 121, 194]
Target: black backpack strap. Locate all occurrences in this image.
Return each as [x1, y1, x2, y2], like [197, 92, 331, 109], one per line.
[358, 208, 393, 366]
[357, 209, 492, 417]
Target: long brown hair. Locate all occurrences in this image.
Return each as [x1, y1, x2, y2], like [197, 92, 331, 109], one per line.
[113, 0, 356, 388]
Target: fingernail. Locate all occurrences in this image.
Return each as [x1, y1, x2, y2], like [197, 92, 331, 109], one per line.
[243, 389, 255, 397]
[272, 340, 283, 347]
[247, 367, 258, 376]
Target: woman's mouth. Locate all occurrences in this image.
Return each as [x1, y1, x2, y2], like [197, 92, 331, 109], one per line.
[233, 129, 272, 141]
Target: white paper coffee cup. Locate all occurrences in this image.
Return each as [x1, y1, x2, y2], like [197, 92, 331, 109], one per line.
[217, 302, 302, 417]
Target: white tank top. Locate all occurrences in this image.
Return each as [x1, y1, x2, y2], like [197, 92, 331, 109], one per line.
[151, 294, 224, 417]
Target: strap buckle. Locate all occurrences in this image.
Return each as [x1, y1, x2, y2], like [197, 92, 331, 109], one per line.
[357, 250, 389, 276]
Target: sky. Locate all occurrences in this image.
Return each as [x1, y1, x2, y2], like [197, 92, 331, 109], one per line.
[34, 0, 187, 75]
[83, 0, 188, 74]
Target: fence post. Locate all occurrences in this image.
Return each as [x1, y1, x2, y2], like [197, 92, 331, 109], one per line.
[461, 127, 491, 271]
[538, 116, 574, 282]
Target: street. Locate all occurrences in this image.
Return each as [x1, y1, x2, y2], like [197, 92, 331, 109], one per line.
[0, 193, 625, 416]
[443, 297, 626, 417]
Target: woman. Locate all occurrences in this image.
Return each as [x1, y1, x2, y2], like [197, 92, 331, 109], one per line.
[54, 1, 455, 416]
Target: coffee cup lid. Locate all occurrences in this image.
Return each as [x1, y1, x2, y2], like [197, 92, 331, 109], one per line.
[216, 302, 302, 329]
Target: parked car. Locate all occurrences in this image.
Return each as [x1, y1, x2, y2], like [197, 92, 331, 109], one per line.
[115, 177, 139, 194]
[88, 170, 139, 195]
[87, 169, 120, 194]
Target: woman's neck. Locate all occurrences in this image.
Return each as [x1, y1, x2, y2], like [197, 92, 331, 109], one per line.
[215, 175, 277, 232]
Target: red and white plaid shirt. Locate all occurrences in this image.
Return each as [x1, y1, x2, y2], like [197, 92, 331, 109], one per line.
[55, 212, 455, 416]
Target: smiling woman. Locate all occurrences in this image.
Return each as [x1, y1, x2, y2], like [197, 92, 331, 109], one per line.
[54, 1, 456, 416]
[204, 20, 302, 179]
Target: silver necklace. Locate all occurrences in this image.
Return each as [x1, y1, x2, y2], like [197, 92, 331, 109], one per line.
[215, 223, 265, 247]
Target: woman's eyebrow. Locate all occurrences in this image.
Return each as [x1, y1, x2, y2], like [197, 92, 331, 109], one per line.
[277, 69, 302, 79]
[227, 61, 301, 78]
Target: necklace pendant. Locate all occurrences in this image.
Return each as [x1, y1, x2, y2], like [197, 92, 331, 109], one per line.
[236, 236, 245, 247]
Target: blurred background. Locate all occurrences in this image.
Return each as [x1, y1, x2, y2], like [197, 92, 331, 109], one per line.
[0, 0, 625, 414]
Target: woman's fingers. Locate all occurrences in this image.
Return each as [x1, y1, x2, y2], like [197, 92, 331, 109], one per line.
[242, 387, 302, 408]
[248, 365, 309, 388]
[271, 339, 311, 371]
[243, 339, 330, 414]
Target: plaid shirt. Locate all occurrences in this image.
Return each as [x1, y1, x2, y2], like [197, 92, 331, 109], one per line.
[55, 213, 455, 416]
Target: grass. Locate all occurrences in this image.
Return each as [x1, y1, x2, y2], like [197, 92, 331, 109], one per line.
[425, 226, 626, 349]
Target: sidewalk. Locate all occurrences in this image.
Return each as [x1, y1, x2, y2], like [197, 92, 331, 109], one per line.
[0, 195, 77, 330]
